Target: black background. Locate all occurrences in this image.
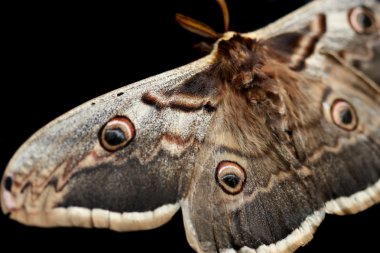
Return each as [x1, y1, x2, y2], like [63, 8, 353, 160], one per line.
[1, 1, 379, 252]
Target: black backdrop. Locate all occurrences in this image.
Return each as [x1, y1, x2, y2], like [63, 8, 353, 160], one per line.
[1, 1, 379, 252]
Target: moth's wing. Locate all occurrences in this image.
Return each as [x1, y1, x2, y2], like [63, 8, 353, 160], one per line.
[318, 0, 380, 85]
[0, 55, 219, 231]
[181, 51, 380, 253]
[247, 0, 380, 85]
[180, 2, 380, 250]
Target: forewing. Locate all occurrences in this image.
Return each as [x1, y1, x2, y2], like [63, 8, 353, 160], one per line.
[248, 0, 380, 84]
[0, 56, 218, 231]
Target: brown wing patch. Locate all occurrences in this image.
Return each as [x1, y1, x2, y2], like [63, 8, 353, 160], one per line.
[265, 14, 326, 70]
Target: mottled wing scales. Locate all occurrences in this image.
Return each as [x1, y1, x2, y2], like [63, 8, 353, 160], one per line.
[249, 0, 380, 85]
[179, 6, 380, 251]
[1, 56, 217, 231]
[1, 1, 380, 253]
[265, 14, 326, 70]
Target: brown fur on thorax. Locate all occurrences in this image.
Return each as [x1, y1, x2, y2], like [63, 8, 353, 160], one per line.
[212, 34, 316, 158]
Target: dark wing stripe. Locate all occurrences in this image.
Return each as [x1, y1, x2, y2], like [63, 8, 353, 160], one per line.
[265, 14, 326, 70]
[142, 91, 217, 112]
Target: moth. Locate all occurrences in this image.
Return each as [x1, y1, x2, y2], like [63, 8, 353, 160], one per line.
[1, 0, 380, 252]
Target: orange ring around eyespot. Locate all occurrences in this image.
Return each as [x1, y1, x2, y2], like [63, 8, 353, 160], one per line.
[348, 6, 377, 34]
[215, 161, 246, 195]
[330, 99, 358, 131]
[99, 116, 135, 152]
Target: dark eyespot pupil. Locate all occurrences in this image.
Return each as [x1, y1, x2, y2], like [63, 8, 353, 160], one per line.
[357, 13, 372, 28]
[105, 128, 125, 146]
[340, 108, 353, 124]
[222, 174, 240, 188]
[4, 176, 13, 191]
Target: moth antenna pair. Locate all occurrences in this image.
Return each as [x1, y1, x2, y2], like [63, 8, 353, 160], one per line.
[175, 0, 229, 39]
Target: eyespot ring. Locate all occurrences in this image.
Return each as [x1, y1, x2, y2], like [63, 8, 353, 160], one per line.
[348, 6, 377, 34]
[331, 99, 358, 131]
[215, 161, 246, 195]
[99, 116, 135, 152]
